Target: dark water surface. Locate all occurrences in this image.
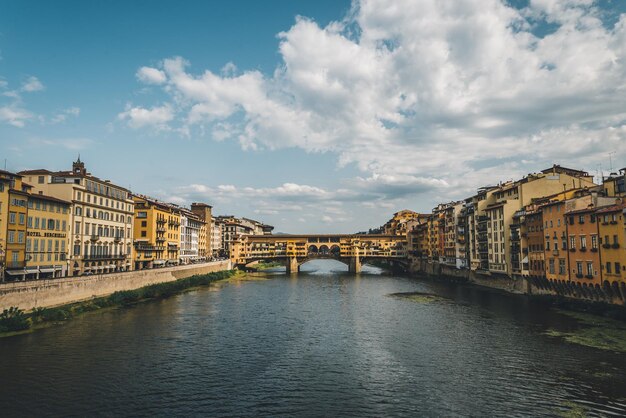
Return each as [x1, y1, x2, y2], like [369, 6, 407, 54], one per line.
[1, 260, 625, 417]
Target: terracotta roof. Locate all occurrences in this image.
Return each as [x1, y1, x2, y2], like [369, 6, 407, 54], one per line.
[18, 169, 52, 175]
[595, 204, 626, 214]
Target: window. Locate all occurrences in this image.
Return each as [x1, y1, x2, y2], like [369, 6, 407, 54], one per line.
[580, 236, 586, 249]
[141, 231, 147, 237]
[576, 261, 583, 275]
[18, 231, 24, 243]
[546, 240, 550, 250]
[616, 263, 622, 275]
[75, 207, 82, 216]
[549, 259, 555, 274]
[27, 216, 33, 228]
[579, 215, 585, 224]
[7, 231, 15, 243]
[613, 235, 618, 245]
[18, 213, 25, 225]
[75, 221, 81, 234]
[591, 235, 598, 249]
[590, 214, 596, 223]
[9, 212, 16, 224]
[587, 262, 593, 276]
[569, 236, 576, 249]
[137, 212, 147, 219]
[141, 220, 147, 227]
[606, 262, 612, 274]
[558, 259, 566, 275]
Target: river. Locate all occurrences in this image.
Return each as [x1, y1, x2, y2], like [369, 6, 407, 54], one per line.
[1, 260, 625, 417]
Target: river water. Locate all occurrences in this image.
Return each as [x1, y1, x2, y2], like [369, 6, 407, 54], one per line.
[1, 260, 625, 417]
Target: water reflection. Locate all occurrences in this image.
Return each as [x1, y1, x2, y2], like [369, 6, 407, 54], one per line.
[0, 259, 624, 417]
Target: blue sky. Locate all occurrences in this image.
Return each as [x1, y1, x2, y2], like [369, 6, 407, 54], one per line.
[1, 0, 625, 233]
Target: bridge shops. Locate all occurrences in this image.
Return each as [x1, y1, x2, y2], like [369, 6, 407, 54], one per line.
[230, 234, 408, 274]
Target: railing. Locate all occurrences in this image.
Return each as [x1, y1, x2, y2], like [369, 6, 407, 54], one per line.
[83, 254, 126, 261]
[90, 234, 99, 241]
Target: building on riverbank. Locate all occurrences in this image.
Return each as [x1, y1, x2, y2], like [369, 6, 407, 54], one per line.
[0, 170, 30, 281]
[132, 195, 181, 270]
[405, 164, 626, 305]
[19, 158, 135, 276]
[25, 194, 72, 279]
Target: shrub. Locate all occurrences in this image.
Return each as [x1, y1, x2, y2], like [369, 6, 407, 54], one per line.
[0, 307, 32, 332]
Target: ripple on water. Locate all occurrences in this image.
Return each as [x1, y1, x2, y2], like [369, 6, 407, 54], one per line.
[0, 261, 625, 417]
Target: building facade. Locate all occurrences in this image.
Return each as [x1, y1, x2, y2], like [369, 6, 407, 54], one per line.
[20, 158, 135, 276]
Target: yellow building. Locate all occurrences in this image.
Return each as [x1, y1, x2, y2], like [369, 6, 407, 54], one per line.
[596, 202, 626, 284]
[0, 170, 31, 281]
[25, 194, 72, 279]
[132, 195, 181, 269]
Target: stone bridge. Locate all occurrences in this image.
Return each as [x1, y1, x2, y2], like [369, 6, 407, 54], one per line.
[230, 234, 408, 273]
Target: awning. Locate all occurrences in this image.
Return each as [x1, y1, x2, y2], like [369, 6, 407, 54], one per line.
[24, 267, 39, 273]
[153, 260, 166, 265]
[39, 268, 55, 273]
[5, 270, 26, 275]
[521, 256, 529, 263]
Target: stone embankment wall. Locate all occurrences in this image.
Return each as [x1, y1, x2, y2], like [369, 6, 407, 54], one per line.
[0, 260, 232, 311]
[409, 258, 625, 305]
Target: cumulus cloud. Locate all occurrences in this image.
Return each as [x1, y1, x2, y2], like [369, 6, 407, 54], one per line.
[136, 67, 167, 84]
[0, 106, 32, 127]
[21, 76, 44, 92]
[126, 0, 626, 204]
[118, 103, 174, 129]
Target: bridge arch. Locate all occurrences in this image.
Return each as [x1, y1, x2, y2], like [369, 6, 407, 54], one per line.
[319, 245, 330, 255]
[308, 245, 318, 254]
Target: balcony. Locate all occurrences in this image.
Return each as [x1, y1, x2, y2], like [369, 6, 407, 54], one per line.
[579, 247, 587, 252]
[156, 218, 166, 224]
[569, 248, 576, 252]
[602, 243, 611, 249]
[552, 249, 559, 256]
[591, 247, 598, 252]
[575, 273, 583, 279]
[114, 236, 122, 242]
[156, 227, 166, 232]
[612, 243, 620, 249]
[156, 236, 166, 242]
[90, 234, 99, 241]
[585, 274, 594, 279]
[83, 254, 126, 261]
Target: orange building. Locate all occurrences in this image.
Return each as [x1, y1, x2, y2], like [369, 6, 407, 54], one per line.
[565, 207, 602, 285]
[542, 200, 569, 282]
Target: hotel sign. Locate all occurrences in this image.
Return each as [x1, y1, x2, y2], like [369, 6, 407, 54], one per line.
[27, 231, 67, 238]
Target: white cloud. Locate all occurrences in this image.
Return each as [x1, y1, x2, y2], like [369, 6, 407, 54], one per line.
[51, 107, 81, 123]
[21, 76, 44, 92]
[0, 106, 32, 127]
[136, 67, 167, 84]
[126, 0, 626, 204]
[118, 103, 174, 129]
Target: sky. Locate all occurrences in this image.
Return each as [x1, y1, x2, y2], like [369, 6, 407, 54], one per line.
[1, 0, 625, 233]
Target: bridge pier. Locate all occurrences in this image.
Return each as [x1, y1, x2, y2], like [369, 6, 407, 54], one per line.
[348, 256, 361, 274]
[286, 257, 299, 274]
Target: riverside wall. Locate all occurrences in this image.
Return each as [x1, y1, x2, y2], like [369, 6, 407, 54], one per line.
[408, 258, 625, 305]
[0, 260, 232, 311]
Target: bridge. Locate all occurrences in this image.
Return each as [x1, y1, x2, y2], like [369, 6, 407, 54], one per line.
[230, 234, 408, 273]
